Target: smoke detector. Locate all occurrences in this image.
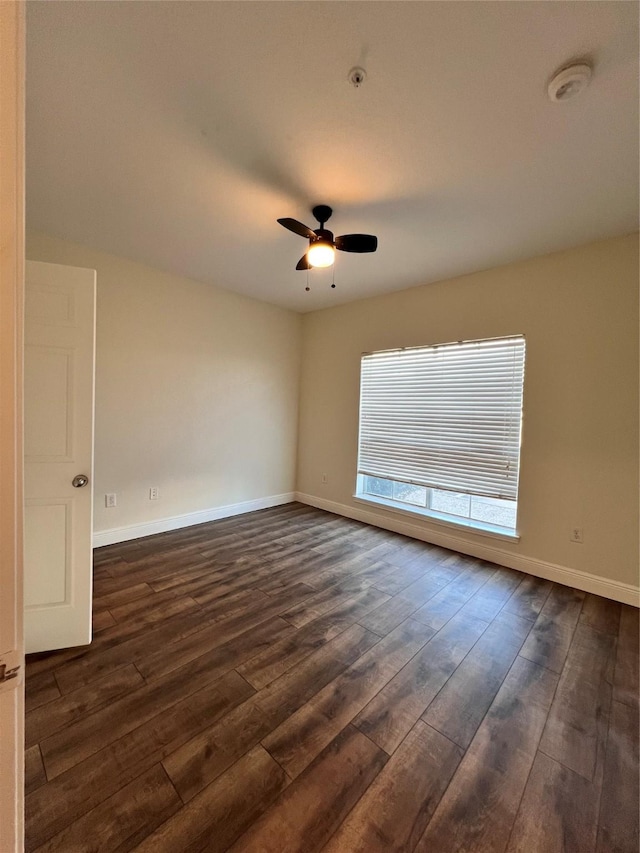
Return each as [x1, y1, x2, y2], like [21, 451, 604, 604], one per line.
[547, 62, 592, 102]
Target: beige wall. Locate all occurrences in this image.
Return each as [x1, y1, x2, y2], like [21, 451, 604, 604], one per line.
[297, 234, 639, 591]
[26, 230, 639, 595]
[27, 232, 302, 536]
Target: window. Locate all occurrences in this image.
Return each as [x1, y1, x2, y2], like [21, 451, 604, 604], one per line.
[356, 336, 526, 535]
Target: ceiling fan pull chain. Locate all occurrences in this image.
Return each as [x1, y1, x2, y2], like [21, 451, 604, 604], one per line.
[331, 261, 336, 289]
[305, 267, 310, 292]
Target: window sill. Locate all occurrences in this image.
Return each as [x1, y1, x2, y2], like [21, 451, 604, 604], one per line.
[353, 493, 521, 543]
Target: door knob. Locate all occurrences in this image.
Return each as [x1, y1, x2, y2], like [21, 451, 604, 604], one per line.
[72, 475, 89, 488]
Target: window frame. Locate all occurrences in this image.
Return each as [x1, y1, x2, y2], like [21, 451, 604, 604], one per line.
[355, 335, 526, 539]
[354, 475, 520, 541]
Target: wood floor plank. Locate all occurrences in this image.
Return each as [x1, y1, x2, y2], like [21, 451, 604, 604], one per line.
[25, 670, 253, 849]
[52, 604, 210, 694]
[93, 560, 166, 596]
[370, 561, 444, 597]
[502, 574, 552, 621]
[54, 585, 284, 694]
[506, 751, 600, 853]
[414, 656, 558, 853]
[25, 671, 60, 713]
[39, 617, 291, 779]
[107, 587, 197, 623]
[236, 615, 345, 691]
[579, 593, 621, 637]
[195, 554, 308, 600]
[133, 746, 288, 853]
[311, 586, 391, 632]
[164, 623, 381, 802]
[596, 699, 640, 853]
[228, 726, 387, 853]
[519, 583, 585, 673]
[457, 564, 523, 622]
[255, 551, 343, 594]
[410, 559, 495, 631]
[422, 610, 534, 748]
[356, 592, 424, 636]
[538, 622, 614, 781]
[31, 764, 181, 853]
[24, 745, 46, 796]
[26, 663, 144, 748]
[25, 646, 91, 680]
[147, 560, 238, 594]
[613, 604, 640, 708]
[164, 699, 274, 804]
[136, 585, 307, 681]
[192, 585, 268, 617]
[92, 550, 132, 568]
[280, 578, 369, 628]
[311, 556, 400, 594]
[262, 617, 435, 779]
[276, 554, 393, 592]
[253, 624, 382, 724]
[346, 538, 401, 563]
[96, 593, 201, 643]
[305, 551, 394, 590]
[397, 541, 453, 570]
[237, 587, 389, 689]
[92, 608, 116, 633]
[305, 535, 365, 561]
[93, 581, 154, 611]
[322, 720, 462, 853]
[353, 611, 488, 753]
[395, 562, 463, 602]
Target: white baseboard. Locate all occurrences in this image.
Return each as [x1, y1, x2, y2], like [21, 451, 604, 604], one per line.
[93, 492, 296, 548]
[296, 492, 640, 607]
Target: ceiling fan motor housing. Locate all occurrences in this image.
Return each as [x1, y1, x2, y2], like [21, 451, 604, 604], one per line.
[312, 228, 334, 244]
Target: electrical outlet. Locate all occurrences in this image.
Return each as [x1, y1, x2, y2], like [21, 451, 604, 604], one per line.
[570, 527, 583, 544]
[321, 473, 328, 484]
[105, 493, 117, 508]
[149, 487, 159, 500]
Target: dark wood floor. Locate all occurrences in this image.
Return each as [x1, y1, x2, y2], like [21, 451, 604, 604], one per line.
[25, 503, 639, 852]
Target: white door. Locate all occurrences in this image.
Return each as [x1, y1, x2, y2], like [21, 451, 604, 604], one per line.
[24, 260, 96, 654]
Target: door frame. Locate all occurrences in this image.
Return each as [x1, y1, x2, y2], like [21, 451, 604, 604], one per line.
[0, 1, 25, 849]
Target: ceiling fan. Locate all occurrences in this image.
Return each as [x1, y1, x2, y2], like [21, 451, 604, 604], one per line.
[278, 205, 378, 270]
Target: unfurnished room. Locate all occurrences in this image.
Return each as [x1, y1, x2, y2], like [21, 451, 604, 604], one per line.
[0, 1, 638, 851]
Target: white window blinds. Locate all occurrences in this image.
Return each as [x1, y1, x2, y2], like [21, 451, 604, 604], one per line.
[358, 336, 526, 501]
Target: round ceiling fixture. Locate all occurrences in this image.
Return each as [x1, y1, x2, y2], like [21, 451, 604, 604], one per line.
[547, 62, 592, 102]
[348, 67, 366, 88]
[307, 240, 335, 268]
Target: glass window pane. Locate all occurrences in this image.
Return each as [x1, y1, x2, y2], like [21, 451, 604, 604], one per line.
[364, 476, 393, 498]
[392, 481, 427, 507]
[430, 489, 470, 518]
[470, 496, 517, 529]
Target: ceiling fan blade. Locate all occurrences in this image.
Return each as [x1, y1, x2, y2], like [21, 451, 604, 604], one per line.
[295, 254, 311, 271]
[335, 233, 378, 253]
[278, 218, 317, 240]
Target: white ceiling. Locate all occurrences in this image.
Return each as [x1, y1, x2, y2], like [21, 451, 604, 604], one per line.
[26, 1, 639, 313]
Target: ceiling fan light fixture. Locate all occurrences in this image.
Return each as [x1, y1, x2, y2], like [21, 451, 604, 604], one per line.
[307, 240, 335, 268]
[278, 205, 377, 272]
